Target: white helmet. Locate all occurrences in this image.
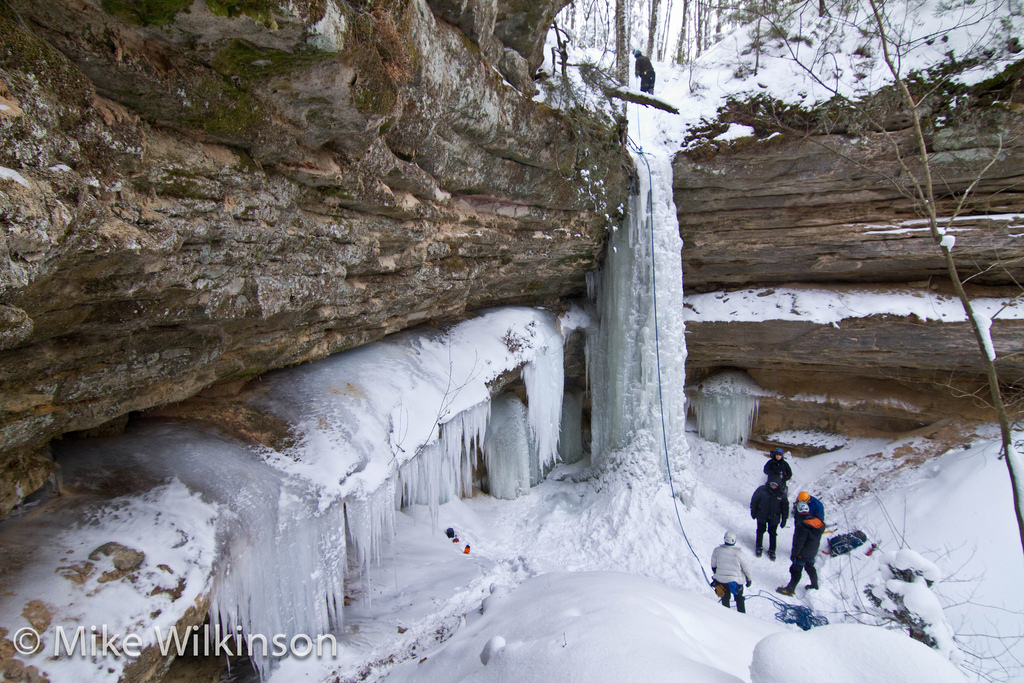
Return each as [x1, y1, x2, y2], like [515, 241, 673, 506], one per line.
[724, 531, 737, 546]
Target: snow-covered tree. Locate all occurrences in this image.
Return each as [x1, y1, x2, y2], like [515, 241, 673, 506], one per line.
[863, 548, 963, 664]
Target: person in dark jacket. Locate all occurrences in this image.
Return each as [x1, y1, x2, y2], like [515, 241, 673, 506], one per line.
[750, 477, 789, 560]
[763, 448, 793, 486]
[633, 50, 655, 93]
[776, 501, 825, 595]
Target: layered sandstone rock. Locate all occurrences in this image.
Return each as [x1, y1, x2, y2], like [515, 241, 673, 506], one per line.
[676, 120, 1024, 437]
[675, 120, 1024, 293]
[0, 0, 629, 515]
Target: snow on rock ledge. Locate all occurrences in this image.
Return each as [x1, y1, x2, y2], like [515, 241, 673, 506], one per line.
[685, 286, 1024, 384]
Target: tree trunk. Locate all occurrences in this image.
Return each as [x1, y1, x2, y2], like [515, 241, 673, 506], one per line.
[616, 0, 628, 85]
[867, 0, 1024, 563]
[695, 0, 704, 58]
[675, 0, 689, 63]
[647, 0, 662, 58]
[658, 0, 673, 60]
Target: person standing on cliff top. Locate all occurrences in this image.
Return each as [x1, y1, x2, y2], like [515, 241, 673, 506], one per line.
[633, 50, 655, 94]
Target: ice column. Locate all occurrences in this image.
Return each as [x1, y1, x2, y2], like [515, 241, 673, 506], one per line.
[483, 394, 532, 499]
[558, 388, 586, 464]
[589, 152, 689, 476]
[691, 370, 762, 445]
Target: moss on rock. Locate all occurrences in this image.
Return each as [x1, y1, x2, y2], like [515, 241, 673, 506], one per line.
[345, 0, 414, 117]
[212, 40, 336, 83]
[0, 11, 93, 111]
[100, 0, 193, 27]
[205, 0, 279, 26]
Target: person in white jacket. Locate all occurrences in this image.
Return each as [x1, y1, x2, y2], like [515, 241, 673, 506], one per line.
[710, 531, 753, 613]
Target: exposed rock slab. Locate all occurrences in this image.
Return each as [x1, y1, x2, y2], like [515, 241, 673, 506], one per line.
[686, 308, 1024, 383]
[674, 124, 1024, 292]
[0, 0, 629, 514]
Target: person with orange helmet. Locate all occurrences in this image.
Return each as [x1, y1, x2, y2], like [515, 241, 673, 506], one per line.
[795, 490, 824, 523]
[777, 500, 825, 596]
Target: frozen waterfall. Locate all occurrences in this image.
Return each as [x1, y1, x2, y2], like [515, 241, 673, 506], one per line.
[691, 370, 763, 445]
[589, 151, 690, 486]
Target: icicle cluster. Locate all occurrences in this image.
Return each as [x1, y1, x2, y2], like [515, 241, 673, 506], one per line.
[690, 370, 763, 445]
[398, 402, 490, 524]
[211, 494, 348, 679]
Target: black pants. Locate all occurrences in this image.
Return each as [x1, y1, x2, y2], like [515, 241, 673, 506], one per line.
[755, 519, 778, 552]
[640, 74, 655, 93]
[715, 581, 746, 613]
[785, 561, 818, 590]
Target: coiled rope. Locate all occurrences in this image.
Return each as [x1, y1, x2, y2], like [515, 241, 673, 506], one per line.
[752, 590, 830, 630]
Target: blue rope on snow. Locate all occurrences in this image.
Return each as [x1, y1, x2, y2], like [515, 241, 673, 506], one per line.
[625, 131, 712, 588]
[752, 590, 830, 631]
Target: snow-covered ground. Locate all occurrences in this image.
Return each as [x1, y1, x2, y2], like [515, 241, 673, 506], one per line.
[261, 424, 1021, 682]
[3, 2, 1022, 683]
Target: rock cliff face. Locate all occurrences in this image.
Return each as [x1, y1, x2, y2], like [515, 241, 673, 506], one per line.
[0, 0, 630, 516]
[675, 119, 1024, 441]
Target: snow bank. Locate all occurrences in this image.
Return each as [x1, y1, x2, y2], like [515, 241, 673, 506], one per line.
[0, 479, 217, 683]
[385, 572, 781, 683]
[750, 623, 966, 682]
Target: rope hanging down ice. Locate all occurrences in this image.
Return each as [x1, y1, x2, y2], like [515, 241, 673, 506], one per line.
[628, 104, 827, 630]
[626, 132, 711, 587]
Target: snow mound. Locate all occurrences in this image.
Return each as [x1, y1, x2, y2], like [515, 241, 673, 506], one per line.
[750, 623, 966, 683]
[386, 572, 781, 683]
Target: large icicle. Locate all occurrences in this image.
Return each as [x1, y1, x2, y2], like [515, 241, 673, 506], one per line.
[522, 316, 565, 472]
[589, 152, 690, 490]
